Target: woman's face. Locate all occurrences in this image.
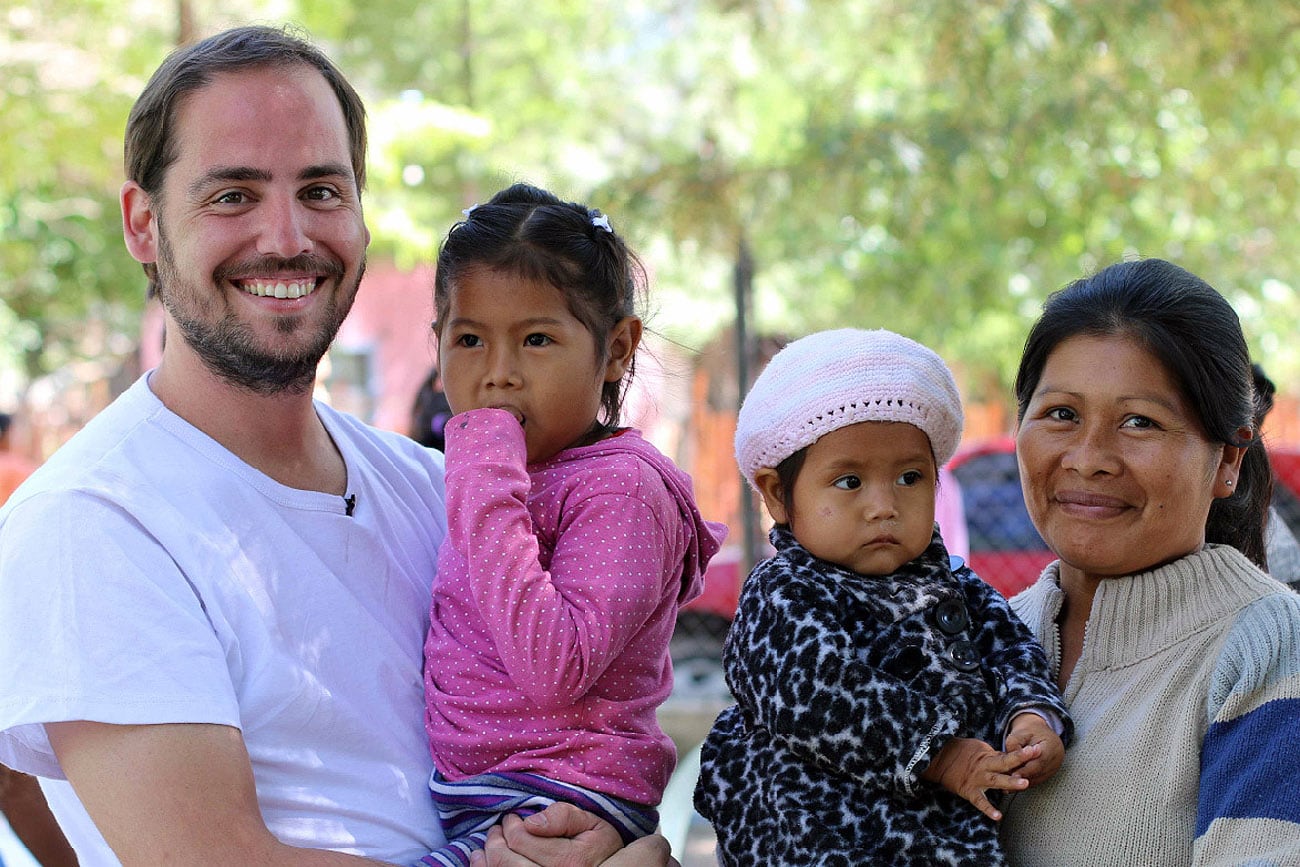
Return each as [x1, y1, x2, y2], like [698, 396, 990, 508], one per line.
[1016, 333, 1239, 584]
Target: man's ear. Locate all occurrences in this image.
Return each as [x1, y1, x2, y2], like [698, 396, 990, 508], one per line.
[121, 181, 159, 265]
[603, 316, 643, 383]
[754, 468, 790, 525]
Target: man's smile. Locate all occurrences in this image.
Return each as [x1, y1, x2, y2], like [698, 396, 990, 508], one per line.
[236, 278, 320, 299]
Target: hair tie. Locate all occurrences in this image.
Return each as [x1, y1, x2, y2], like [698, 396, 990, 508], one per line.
[461, 204, 479, 218]
[591, 213, 612, 233]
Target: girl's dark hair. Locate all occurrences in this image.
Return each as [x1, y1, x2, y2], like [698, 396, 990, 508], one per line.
[1251, 362, 1277, 429]
[1014, 258, 1271, 568]
[771, 448, 809, 525]
[433, 182, 645, 428]
[408, 366, 452, 451]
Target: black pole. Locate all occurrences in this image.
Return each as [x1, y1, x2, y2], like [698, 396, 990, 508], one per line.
[734, 235, 760, 574]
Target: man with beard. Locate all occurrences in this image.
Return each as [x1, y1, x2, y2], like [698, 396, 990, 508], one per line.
[0, 25, 670, 867]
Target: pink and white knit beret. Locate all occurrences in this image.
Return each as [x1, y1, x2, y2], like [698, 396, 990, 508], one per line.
[735, 328, 964, 489]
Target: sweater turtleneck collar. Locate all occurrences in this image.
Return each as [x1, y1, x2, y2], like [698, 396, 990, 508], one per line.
[1024, 545, 1280, 673]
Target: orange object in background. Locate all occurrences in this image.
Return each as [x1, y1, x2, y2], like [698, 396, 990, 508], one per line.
[0, 412, 37, 505]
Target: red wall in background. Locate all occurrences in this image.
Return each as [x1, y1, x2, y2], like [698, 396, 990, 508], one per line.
[331, 264, 437, 435]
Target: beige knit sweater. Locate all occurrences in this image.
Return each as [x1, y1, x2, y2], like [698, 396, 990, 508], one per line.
[1000, 545, 1300, 866]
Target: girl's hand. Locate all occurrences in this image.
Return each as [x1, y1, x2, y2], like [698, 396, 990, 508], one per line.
[1003, 712, 1066, 786]
[920, 736, 1038, 821]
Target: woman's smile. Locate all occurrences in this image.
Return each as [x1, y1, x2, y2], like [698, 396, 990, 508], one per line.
[1052, 489, 1132, 518]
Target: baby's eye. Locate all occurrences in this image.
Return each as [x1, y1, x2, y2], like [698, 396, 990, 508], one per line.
[832, 475, 861, 490]
[524, 333, 552, 347]
[898, 470, 924, 486]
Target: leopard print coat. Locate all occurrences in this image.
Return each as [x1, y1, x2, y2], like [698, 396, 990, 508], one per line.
[694, 526, 1070, 866]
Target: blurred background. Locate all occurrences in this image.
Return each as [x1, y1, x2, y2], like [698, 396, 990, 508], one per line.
[6, 1, 1300, 862]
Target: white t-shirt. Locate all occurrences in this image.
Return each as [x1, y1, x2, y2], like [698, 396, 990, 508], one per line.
[0, 375, 448, 865]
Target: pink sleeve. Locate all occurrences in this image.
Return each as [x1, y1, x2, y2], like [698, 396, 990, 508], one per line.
[443, 408, 676, 712]
[936, 466, 969, 561]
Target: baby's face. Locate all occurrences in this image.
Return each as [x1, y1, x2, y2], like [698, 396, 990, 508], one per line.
[786, 421, 937, 576]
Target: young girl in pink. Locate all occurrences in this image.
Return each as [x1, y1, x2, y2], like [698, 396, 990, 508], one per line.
[418, 183, 726, 866]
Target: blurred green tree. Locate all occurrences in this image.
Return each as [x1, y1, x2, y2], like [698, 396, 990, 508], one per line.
[0, 0, 166, 383]
[4, 0, 1300, 402]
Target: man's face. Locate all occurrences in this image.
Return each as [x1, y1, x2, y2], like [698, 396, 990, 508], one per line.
[130, 64, 369, 394]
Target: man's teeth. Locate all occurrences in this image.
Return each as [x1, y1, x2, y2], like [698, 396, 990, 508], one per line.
[241, 279, 317, 299]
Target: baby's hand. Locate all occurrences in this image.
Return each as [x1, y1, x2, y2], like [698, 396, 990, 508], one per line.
[920, 736, 1040, 822]
[1003, 712, 1065, 786]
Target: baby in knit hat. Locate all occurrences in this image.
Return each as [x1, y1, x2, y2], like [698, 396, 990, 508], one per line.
[695, 328, 1070, 867]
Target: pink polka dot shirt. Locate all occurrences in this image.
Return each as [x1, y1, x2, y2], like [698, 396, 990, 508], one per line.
[423, 408, 726, 805]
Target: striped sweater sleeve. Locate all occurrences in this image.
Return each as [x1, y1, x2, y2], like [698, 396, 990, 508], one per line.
[1194, 591, 1300, 866]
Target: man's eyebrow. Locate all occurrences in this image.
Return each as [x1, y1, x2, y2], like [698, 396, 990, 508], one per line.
[299, 163, 353, 182]
[187, 166, 271, 197]
[185, 163, 354, 198]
